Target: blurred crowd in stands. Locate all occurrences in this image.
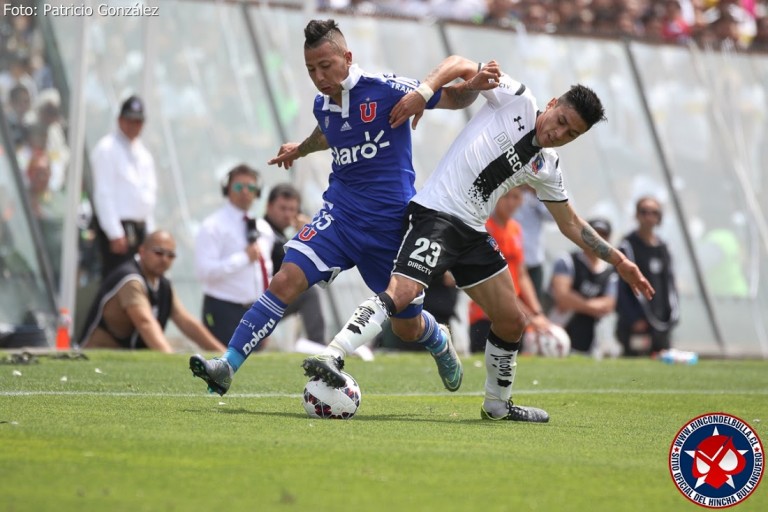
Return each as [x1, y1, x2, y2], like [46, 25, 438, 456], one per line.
[320, 0, 768, 51]
[2, 1, 766, 197]
[1, 2, 68, 188]
[1, 1, 86, 295]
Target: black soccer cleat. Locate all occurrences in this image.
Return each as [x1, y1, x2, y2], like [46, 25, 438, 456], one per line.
[481, 401, 550, 423]
[301, 355, 346, 388]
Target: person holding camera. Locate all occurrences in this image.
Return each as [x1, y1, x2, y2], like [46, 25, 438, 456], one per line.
[194, 164, 275, 345]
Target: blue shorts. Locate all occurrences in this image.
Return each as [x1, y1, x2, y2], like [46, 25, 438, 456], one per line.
[283, 202, 422, 319]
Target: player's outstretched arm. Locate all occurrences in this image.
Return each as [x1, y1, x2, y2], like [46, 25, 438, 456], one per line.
[546, 201, 655, 300]
[389, 57, 501, 130]
[268, 126, 328, 170]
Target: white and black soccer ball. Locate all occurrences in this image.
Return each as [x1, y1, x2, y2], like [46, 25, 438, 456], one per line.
[302, 372, 361, 420]
[525, 325, 571, 358]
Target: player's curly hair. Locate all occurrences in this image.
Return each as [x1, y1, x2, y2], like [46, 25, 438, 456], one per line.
[304, 19, 346, 52]
[558, 85, 607, 129]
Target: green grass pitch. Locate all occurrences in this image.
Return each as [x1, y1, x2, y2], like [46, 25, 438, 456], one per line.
[1, 350, 766, 512]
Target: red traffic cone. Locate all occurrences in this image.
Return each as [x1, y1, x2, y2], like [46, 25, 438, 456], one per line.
[56, 308, 71, 350]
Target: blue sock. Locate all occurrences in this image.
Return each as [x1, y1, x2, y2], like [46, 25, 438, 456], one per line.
[222, 291, 286, 372]
[416, 311, 446, 354]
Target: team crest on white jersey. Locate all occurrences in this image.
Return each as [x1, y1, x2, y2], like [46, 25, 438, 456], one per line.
[531, 154, 544, 175]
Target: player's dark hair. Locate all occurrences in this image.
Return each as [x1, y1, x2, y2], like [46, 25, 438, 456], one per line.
[558, 84, 607, 130]
[304, 19, 345, 51]
[267, 183, 301, 207]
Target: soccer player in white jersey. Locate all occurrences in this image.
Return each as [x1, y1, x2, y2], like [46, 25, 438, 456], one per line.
[189, 19, 500, 396]
[308, 61, 655, 422]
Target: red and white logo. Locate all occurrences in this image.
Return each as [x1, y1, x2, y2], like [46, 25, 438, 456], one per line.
[669, 413, 763, 508]
[360, 102, 377, 123]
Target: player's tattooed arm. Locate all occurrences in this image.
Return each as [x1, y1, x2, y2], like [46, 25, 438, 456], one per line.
[581, 224, 614, 262]
[298, 126, 329, 156]
[442, 82, 481, 109]
[391, 58, 502, 129]
[268, 126, 328, 170]
[581, 220, 655, 300]
[440, 60, 502, 110]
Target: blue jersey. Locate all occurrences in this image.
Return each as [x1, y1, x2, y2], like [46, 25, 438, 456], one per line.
[314, 64, 441, 230]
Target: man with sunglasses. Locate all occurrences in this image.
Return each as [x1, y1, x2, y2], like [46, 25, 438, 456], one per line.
[194, 164, 275, 345]
[91, 95, 157, 279]
[79, 230, 226, 353]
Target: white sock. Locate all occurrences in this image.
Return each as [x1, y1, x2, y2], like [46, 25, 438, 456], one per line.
[483, 340, 518, 415]
[324, 296, 390, 358]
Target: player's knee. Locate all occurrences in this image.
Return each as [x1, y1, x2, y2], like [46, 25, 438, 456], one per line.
[488, 310, 526, 341]
[268, 266, 308, 304]
[387, 277, 423, 312]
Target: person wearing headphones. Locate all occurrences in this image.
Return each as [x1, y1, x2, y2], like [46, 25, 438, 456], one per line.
[194, 164, 275, 345]
[616, 196, 679, 356]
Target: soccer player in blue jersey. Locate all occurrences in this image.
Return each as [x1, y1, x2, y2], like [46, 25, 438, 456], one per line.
[189, 19, 499, 395]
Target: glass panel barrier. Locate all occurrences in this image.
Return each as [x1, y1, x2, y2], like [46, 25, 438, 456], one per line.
[634, 43, 767, 356]
[42, 3, 768, 356]
[0, 136, 56, 347]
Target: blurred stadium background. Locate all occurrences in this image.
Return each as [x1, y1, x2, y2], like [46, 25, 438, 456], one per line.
[1, 0, 766, 358]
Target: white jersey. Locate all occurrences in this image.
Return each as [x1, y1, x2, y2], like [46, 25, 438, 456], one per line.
[413, 74, 568, 232]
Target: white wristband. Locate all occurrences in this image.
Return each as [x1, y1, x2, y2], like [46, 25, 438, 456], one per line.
[415, 83, 434, 103]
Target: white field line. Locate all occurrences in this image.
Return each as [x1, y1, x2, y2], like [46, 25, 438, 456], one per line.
[1, 389, 767, 398]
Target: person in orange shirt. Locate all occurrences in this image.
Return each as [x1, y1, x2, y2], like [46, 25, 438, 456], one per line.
[468, 187, 551, 353]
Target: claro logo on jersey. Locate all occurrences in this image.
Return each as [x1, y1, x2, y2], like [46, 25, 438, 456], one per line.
[331, 130, 390, 165]
[669, 412, 764, 508]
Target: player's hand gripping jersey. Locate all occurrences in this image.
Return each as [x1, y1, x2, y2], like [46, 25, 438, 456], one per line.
[314, 64, 441, 230]
[413, 74, 567, 232]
